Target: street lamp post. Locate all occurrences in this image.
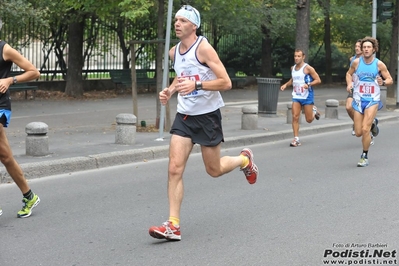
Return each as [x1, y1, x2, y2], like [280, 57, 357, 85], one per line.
[372, 0, 377, 38]
[157, 0, 174, 140]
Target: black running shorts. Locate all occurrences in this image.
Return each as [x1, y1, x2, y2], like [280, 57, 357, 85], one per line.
[170, 109, 224, 147]
[347, 88, 353, 98]
[0, 114, 6, 127]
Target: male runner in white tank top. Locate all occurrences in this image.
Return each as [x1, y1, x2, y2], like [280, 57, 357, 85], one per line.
[280, 49, 322, 147]
[149, 5, 258, 241]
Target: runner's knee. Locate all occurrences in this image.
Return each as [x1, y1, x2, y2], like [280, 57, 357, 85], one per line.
[205, 165, 222, 178]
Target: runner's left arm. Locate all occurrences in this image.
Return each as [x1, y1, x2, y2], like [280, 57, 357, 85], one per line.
[377, 61, 393, 86]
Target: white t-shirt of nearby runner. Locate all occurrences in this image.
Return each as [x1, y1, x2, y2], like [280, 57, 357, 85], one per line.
[173, 36, 224, 115]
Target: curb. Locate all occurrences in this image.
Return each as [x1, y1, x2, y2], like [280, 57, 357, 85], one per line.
[1, 115, 398, 182]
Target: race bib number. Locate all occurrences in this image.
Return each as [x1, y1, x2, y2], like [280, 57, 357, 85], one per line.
[181, 75, 199, 81]
[180, 67, 201, 81]
[179, 74, 204, 98]
[293, 84, 304, 95]
[359, 84, 375, 94]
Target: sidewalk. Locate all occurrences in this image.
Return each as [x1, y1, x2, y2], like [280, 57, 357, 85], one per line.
[1, 86, 398, 182]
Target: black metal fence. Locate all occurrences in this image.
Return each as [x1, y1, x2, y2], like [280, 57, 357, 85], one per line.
[0, 18, 247, 81]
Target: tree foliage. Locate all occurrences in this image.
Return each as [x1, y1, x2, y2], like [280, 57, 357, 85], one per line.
[33, 0, 155, 97]
[0, 0, 45, 27]
[0, 0, 395, 86]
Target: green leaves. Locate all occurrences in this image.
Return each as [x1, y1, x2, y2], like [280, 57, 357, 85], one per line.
[119, 0, 153, 20]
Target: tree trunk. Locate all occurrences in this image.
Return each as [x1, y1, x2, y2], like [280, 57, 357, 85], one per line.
[65, 18, 84, 98]
[211, 22, 218, 51]
[388, 0, 398, 98]
[295, 0, 311, 61]
[261, 24, 273, 77]
[116, 18, 130, 69]
[318, 0, 332, 83]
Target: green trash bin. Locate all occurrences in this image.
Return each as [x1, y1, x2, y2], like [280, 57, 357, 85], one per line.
[256, 77, 282, 115]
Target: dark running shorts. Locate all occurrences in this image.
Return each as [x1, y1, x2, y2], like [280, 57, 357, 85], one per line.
[0, 114, 7, 127]
[170, 109, 224, 147]
[347, 88, 353, 98]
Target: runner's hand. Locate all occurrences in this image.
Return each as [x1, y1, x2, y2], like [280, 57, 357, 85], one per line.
[176, 77, 196, 96]
[346, 85, 352, 93]
[159, 88, 171, 105]
[0, 77, 12, 93]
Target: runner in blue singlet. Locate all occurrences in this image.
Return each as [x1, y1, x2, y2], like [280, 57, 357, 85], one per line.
[345, 37, 393, 167]
[346, 39, 362, 136]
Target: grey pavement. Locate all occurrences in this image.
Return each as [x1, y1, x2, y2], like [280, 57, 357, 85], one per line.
[1, 86, 398, 181]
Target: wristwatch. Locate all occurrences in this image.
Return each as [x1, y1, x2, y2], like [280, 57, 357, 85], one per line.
[195, 81, 202, 90]
[382, 80, 386, 86]
[13, 76, 17, 84]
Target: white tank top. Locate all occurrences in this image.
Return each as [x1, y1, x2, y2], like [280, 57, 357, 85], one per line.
[173, 36, 224, 115]
[292, 63, 309, 99]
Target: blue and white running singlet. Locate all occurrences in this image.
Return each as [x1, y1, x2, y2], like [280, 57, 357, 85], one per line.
[351, 57, 381, 114]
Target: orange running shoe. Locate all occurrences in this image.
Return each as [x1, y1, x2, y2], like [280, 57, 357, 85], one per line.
[240, 148, 258, 184]
[149, 221, 181, 241]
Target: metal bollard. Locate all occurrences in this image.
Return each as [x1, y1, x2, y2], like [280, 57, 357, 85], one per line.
[26, 122, 49, 156]
[325, 99, 339, 119]
[286, 103, 302, 124]
[115, 113, 136, 145]
[241, 106, 258, 130]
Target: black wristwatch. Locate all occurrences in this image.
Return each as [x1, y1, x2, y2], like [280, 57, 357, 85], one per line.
[195, 81, 202, 90]
[382, 80, 386, 86]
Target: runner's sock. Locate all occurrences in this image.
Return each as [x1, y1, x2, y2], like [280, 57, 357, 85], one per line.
[240, 155, 249, 169]
[169, 216, 180, 226]
[23, 189, 34, 200]
[362, 150, 368, 158]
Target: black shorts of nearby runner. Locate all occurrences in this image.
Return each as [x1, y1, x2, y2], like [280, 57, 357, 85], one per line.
[0, 114, 6, 127]
[347, 88, 353, 98]
[170, 109, 224, 147]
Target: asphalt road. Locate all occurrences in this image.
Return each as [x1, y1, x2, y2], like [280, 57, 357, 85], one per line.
[1, 121, 399, 266]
